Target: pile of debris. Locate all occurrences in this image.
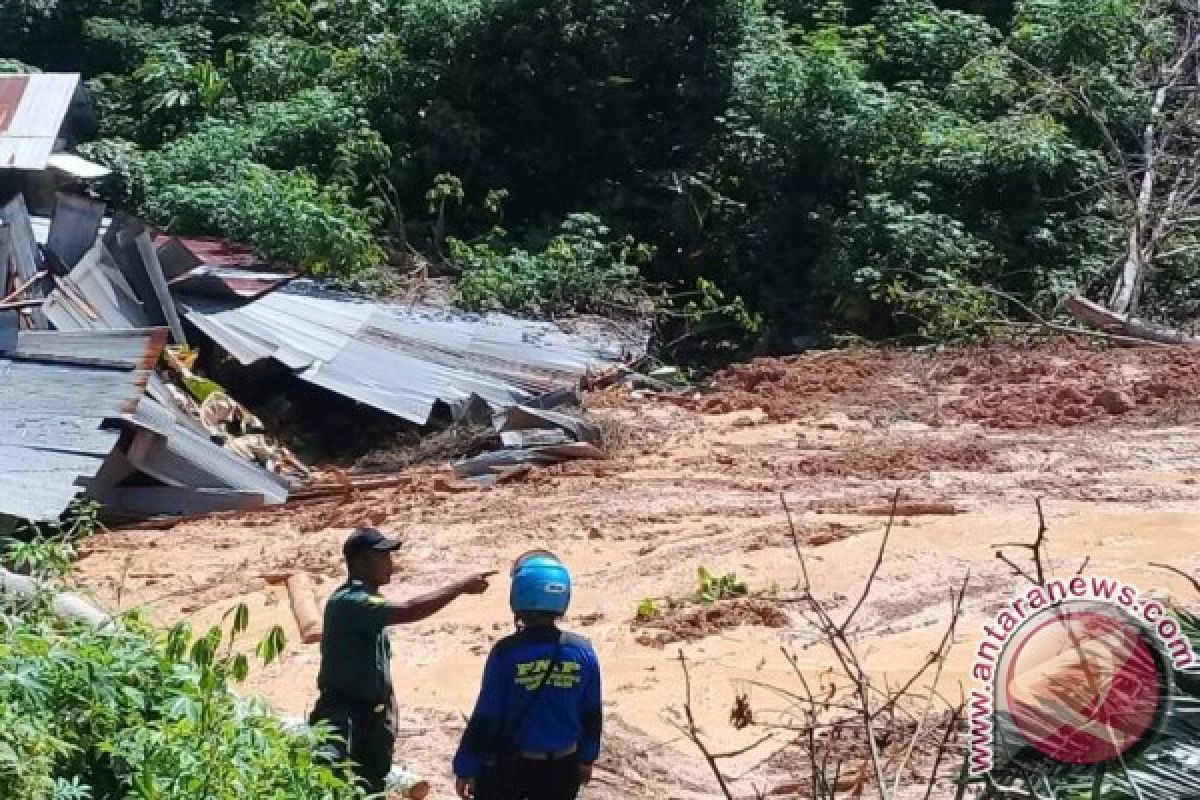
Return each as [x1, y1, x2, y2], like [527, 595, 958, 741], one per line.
[453, 405, 607, 483]
[0, 189, 644, 523]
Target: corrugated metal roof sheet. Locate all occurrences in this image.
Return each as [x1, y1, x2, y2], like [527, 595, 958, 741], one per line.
[0, 73, 79, 170]
[0, 327, 167, 521]
[181, 284, 645, 425]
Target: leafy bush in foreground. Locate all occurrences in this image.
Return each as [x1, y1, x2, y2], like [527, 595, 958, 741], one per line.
[0, 532, 361, 800]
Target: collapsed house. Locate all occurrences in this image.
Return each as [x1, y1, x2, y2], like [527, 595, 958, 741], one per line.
[0, 189, 644, 523]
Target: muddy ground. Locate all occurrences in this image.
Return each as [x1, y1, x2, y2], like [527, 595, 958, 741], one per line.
[74, 340, 1200, 798]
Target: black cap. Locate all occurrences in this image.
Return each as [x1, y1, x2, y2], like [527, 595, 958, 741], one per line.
[343, 527, 402, 559]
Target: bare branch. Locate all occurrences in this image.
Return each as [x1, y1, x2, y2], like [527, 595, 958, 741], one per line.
[993, 498, 1049, 586]
[840, 487, 902, 634]
[1149, 561, 1200, 596]
[922, 706, 964, 800]
[676, 649, 737, 800]
[891, 575, 969, 797]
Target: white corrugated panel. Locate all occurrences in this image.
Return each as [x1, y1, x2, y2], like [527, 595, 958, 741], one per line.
[0, 73, 79, 170]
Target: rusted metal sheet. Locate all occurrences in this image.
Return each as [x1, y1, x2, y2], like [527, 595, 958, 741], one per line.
[168, 266, 293, 301]
[0, 75, 30, 134]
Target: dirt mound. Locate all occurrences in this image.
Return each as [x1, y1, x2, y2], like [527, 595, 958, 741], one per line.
[674, 350, 927, 422]
[681, 340, 1200, 431]
[634, 598, 792, 647]
[940, 345, 1200, 429]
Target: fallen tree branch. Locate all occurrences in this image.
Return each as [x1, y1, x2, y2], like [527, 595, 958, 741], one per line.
[992, 319, 1169, 348]
[1066, 295, 1200, 346]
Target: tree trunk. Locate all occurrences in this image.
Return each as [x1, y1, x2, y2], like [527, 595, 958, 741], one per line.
[1109, 86, 1169, 315]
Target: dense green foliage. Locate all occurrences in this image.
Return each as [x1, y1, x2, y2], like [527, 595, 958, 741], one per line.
[0, 0, 1174, 342]
[0, 531, 362, 800]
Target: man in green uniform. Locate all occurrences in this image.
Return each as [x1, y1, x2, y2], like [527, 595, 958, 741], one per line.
[311, 526, 494, 796]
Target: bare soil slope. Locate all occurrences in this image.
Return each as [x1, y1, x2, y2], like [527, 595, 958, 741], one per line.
[74, 341, 1200, 798]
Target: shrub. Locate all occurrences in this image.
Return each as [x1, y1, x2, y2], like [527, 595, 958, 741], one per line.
[0, 531, 363, 800]
[452, 213, 653, 314]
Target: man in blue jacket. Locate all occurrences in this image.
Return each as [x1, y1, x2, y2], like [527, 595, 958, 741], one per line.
[453, 550, 603, 800]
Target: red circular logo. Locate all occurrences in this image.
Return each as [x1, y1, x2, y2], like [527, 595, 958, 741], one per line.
[1000, 604, 1165, 765]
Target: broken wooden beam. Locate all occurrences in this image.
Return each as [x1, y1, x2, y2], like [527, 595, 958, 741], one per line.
[287, 572, 323, 644]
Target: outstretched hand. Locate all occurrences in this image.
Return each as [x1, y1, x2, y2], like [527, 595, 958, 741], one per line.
[460, 571, 497, 595]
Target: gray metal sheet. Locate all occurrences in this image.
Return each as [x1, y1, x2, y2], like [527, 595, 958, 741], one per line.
[125, 395, 179, 437]
[0, 445, 108, 521]
[43, 243, 149, 331]
[453, 442, 606, 477]
[156, 237, 203, 280]
[0, 359, 149, 416]
[0, 223, 10, 291]
[103, 216, 163, 327]
[99, 486, 267, 517]
[183, 310, 278, 364]
[45, 193, 106, 271]
[13, 329, 165, 369]
[493, 405, 599, 443]
[135, 231, 187, 344]
[0, 327, 165, 521]
[0, 412, 119, 456]
[0, 311, 15, 353]
[127, 427, 290, 503]
[300, 336, 513, 422]
[31, 213, 111, 248]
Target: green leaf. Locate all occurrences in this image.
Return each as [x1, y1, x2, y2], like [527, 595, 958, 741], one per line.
[232, 654, 250, 683]
[231, 603, 250, 638]
[256, 625, 288, 666]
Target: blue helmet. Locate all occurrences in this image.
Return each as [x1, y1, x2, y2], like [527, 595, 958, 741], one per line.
[510, 550, 572, 615]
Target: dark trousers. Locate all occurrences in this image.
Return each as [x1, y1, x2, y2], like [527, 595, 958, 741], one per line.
[477, 755, 582, 800]
[309, 692, 396, 796]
